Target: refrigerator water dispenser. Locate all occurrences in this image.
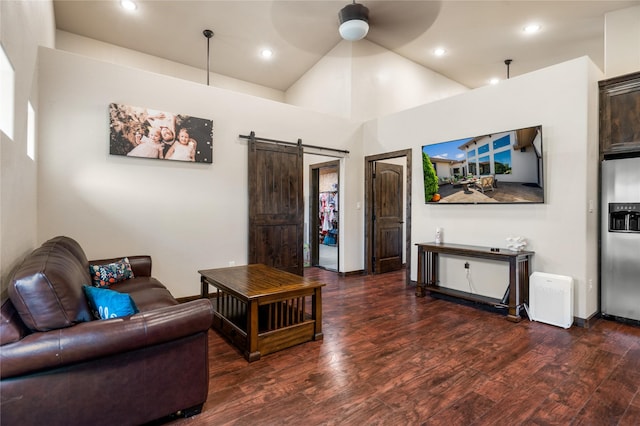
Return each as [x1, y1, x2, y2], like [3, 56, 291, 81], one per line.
[608, 203, 640, 233]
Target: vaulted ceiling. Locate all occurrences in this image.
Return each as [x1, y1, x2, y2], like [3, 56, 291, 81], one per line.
[53, 0, 639, 91]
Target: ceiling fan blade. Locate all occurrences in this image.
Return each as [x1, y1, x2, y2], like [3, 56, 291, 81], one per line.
[271, 1, 442, 55]
[270, 1, 343, 54]
[365, 0, 442, 49]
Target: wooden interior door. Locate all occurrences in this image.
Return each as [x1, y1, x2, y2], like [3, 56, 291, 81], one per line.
[373, 161, 404, 273]
[248, 140, 303, 275]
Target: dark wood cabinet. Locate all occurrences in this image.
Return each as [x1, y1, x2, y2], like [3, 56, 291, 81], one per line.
[599, 71, 640, 158]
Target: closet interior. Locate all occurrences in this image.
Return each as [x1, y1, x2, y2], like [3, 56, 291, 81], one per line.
[319, 169, 338, 246]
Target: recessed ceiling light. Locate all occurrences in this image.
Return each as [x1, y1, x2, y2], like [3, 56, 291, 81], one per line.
[523, 23, 541, 34]
[433, 47, 446, 57]
[489, 78, 500, 85]
[260, 49, 273, 59]
[120, 0, 137, 11]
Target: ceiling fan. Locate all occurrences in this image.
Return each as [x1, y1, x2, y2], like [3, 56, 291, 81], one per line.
[271, 1, 442, 54]
[338, 1, 370, 41]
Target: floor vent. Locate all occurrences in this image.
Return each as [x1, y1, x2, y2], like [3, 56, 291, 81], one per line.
[529, 272, 574, 329]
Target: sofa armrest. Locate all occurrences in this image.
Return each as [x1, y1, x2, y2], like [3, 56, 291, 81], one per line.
[89, 255, 152, 277]
[0, 299, 213, 379]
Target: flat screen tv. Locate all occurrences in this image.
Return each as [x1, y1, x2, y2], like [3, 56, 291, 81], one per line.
[422, 125, 544, 204]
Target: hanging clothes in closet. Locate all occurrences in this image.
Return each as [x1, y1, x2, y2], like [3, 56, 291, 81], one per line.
[319, 191, 338, 245]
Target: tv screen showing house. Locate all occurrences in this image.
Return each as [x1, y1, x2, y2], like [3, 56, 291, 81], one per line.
[422, 125, 544, 204]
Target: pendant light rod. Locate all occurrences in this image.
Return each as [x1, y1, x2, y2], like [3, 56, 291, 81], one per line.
[203, 29, 214, 86]
[504, 59, 512, 79]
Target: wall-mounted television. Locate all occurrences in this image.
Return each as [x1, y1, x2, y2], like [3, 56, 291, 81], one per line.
[422, 125, 544, 204]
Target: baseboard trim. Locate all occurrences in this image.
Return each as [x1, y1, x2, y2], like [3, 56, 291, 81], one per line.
[176, 295, 202, 303]
[572, 312, 599, 328]
[340, 269, 365, 277]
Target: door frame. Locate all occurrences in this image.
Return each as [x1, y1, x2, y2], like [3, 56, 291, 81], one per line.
[365, 149, 412, 284]
[309, 160, 340, 271]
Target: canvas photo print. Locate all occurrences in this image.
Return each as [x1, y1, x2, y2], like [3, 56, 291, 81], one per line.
[109, 103, 213, 163]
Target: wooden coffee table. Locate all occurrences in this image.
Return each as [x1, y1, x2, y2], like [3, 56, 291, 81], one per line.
[199, 264, 324, 362]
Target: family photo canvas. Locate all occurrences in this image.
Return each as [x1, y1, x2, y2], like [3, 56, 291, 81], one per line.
[109, 103, 213, 164]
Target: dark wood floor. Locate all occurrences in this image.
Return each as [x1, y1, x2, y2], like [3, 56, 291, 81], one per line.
[174, 268, 640, 425]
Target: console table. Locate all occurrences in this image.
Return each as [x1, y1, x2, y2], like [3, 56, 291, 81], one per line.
[415, 242, 534, 322]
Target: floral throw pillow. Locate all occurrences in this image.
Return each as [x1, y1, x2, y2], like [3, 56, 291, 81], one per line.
[89, 257, 135, 288]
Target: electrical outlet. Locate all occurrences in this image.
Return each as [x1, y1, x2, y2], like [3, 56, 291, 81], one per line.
[464, 262, 470, 269]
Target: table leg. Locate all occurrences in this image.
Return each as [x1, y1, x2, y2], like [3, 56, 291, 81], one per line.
[245, 299, 261, 361]
[200, 276, 208, 299]
[506, 257, 522, 322]
[416, 246, 425, 297]
[313, 287, 323, 340]
[428, 252, 438, 287]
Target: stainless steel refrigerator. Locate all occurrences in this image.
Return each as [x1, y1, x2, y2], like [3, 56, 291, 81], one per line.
[601, 156, 640, 322]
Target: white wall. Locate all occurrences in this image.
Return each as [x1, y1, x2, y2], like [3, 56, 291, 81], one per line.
[37, 48, 362, 298]
[604, 6, 640, 78]
[363, 57, 602, 320]
[286, 39, 469, 122]
[0, 0, 55, 293]
[55, 30, 286, 103]
[350, 40, 469, 122]
[286, 41, 353, 120]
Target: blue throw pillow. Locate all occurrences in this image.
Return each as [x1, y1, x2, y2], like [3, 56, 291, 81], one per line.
[83, 285, 139, 320]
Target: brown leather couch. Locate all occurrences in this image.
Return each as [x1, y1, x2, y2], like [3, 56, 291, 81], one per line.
[0, 236, 214, 426]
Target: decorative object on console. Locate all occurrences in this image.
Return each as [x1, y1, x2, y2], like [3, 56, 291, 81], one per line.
[109, 103, 213, 163]
[422, 125, 544, 204]
[506, 236, 527, 251]
[435, 227, 442, 244]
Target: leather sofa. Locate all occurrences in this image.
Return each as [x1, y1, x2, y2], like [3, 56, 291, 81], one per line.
[0, 236, 214, 426]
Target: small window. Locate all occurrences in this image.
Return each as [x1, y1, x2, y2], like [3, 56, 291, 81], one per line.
[494, 150, 512, 174]
[467, 149, 476, 159]
[478, 144, 490, 155]
[493, 135, 510, 150]
[0, 43, 15, 140]
[479, 156, 490, 175]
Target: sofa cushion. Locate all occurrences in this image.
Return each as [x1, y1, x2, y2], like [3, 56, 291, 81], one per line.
[0, 299, 28, 345]
[83, 286, 139, 319]
[89, 257, 135, 288]
[8, 237, 93, 332]
[111, 277, 179, 311]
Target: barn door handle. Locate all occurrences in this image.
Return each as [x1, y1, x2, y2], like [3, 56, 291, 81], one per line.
[398, 221, 405, 224]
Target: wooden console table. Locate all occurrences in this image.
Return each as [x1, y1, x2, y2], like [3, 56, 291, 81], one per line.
[416, 242, 534, 322]
[199, 264, 324, 362]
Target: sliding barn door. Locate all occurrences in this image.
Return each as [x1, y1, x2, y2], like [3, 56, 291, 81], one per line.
[248, 139, 304, 275]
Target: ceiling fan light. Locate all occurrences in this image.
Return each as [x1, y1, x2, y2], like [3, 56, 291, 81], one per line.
[338, 2, 369, 41]
[339, 20, 369, 41]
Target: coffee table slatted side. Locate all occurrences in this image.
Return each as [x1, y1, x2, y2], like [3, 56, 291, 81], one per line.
[199, 264, 324, 362]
